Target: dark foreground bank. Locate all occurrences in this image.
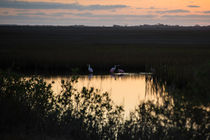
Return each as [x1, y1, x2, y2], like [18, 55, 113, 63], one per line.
[0, 67, 209, 140]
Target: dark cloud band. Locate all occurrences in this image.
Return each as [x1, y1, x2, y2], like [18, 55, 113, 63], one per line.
[1, 14, 210, 26]
[156, 9, 190, 14]
[0, 1, 128, 10]
[203, 11, 210, 13]
[187, 5, 200, 8]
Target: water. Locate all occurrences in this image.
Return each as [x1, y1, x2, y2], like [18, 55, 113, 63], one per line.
[45, 73, 167, 117]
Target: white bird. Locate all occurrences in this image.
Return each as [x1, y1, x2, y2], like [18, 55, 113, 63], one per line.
[118, 69, 125, 73]
[88, 64, 93, 73]
[110, 65, 120, 73]
[110, 65, 117, 73]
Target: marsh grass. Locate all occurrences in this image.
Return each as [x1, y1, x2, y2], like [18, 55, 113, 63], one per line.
[149, 62, 210, 106]
[1, 26, 210, 74]
[1, 44, 210, 75]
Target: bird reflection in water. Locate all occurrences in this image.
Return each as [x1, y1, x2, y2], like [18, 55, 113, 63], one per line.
[88, 73, 93, 80]
[110, 73, 117, 80]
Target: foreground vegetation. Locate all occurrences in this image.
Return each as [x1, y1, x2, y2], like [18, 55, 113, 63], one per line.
[0, 69, 209, 140]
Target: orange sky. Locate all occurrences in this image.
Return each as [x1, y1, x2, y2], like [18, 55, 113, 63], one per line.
[0, 0, 210, 25]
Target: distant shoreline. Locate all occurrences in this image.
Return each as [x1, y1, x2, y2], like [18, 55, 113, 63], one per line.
[1, 24, 210, 30]
[1, 25, 210, 45]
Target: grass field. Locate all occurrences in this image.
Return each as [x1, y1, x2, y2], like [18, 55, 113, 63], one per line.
[1, 25, 210, 74]
[1, 44, 210, 73]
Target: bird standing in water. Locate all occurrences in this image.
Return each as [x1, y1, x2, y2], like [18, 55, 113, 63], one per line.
[118, 68, 125, 73]
[88, 64, 93, 73]
[110, 65, 117, 73]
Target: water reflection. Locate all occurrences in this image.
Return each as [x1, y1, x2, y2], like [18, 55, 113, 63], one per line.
[88, 73, 93, 80]
[45, 73, 167, 117]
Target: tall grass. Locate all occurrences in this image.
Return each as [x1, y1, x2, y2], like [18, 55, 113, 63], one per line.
[1, 44, 210, 74]
[149, 62, 210, 106]
[1, 26, 210, 74]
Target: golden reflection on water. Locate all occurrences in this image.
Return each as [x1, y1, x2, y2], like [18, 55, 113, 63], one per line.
[45, 73, 166, 117]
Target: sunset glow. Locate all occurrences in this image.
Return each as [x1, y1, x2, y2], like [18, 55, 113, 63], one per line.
[0, 0, 210, 25]
[45, 74, 166, 118]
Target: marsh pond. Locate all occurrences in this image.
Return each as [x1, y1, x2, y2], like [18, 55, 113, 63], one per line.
[45, 73, 167, 118]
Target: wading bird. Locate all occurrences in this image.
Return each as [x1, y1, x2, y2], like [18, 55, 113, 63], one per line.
[110, 65, 120, 73]
[88, 64, 93, 73]
[118, 68, 125, 73]
[110, 65, 117, 73]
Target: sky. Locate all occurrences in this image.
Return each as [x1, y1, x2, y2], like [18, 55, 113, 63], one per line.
[0, 0, 210, 26]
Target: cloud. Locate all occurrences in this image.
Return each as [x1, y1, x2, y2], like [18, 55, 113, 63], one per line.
[203, 11, 210, 13]
[187, 5, 200, 8]
[18, 12, 46, 16]
[48, 12, 156, 19]
[136, 7, 161, 10]
[162, 14, 210, 19]
[3, 11, 9, 15]
[0, 1, 128, 10]
[1, 14, 210, 26]
[0, 13, 157, 22]
[31, 12, 156, 20]
[157, 15, 210, 25]
[0, 14, 160, 26]
[0, 15, 47, 21]
[156, 9, 190, 14]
